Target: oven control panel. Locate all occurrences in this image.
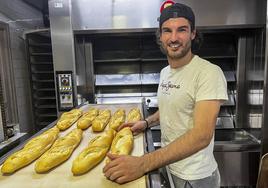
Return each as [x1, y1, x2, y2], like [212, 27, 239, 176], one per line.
[56, 71, 74, 111]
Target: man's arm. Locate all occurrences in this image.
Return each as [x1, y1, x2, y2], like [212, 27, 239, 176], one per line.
[118, 110, 160, 135]
[103, 100, 221, 184]
[145, 110, 160, 128]
[142, 100, 221, 172]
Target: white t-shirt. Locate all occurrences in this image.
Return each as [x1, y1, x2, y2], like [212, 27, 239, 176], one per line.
[157, 55, 228, 180]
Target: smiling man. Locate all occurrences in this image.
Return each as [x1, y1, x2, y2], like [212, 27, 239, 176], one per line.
[103, 2, 228, 188]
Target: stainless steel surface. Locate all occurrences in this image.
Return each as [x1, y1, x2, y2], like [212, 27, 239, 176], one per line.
[236, 37, 247, 128]
[153, 128, 260, 152]
[145, 126, 163, 188]
[0, 0, 43, 28]
[72, 0, 265, 31]
[96, 96, 143, 105]
[0, 0, 44, 134]
[75, 40, 95, 103]
[248, 89, 263, 105]
[214, 151, 260, 186]
[96, 74, 141, 86]
[0, 132, 27, 152]
[262, 0, 268, 155]
[0, 21, 19, 141]
[95, 73, 160, 86]
[214, 129, 260, 152]
[249, 114, 262, 128]
[216, 117, 234, 129]
[48, 0, 77, 112]
[0, 93, 4, 142]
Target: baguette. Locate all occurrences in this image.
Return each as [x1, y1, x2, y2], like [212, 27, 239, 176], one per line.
[107, 127, 133, 163]
[108, 109, 125, 130]
[126, 108, 141, 122]
[35, 128, 83, 173]
[92, 109, 111, 132]
[72, 129, 116, 175]
[57, 109, 83, 131]
[1, 127, 59, 174]
[77, 108, 99, 130]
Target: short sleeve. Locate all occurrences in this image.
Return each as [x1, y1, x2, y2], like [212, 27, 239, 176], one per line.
[195, 65, 228, 102]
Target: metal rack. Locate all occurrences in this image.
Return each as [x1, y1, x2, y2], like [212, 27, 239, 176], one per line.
[91, 33, 166, 104]
[25, 30, 57, 131]
[199, 32, 237, 129]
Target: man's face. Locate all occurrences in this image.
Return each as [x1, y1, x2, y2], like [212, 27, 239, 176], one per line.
[160, 17, 196, 59]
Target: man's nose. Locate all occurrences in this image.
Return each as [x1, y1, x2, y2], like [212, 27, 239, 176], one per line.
[170, 31, 178, 42]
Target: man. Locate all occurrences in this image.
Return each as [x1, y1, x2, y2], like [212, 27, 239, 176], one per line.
[103, 2, 228, 188]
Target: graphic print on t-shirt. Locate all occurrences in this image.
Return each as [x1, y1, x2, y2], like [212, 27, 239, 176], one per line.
[160, 79, 180, 95]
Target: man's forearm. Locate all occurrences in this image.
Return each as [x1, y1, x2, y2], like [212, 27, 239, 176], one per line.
[141, 126, 213, 173]
[145, 110, 160, 128]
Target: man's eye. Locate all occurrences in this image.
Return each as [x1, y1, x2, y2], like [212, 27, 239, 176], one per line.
[162, 29, 171, 33]
[178, 28, 186, 32]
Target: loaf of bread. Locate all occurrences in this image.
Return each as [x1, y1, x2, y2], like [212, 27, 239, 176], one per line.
[92, 109, 111, 132]
[35, 128, 83, 173]
[107, 127, 133, 163]
[72, 129, 116, 175]
[126, 108, 141, 122]
[77, 108, 99, 130]
[1, 127, 59, 174]
[57, 109, 83, 131]
[108, 109, 125, 130]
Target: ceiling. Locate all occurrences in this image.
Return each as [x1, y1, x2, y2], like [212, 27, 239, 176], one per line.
[22, 0, 48, 13]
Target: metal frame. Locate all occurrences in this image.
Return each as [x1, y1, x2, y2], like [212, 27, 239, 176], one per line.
[0, 21, 19, 139]
[71, 0, 266, 31]
[236, 37, 247, 128]
[48, 0, 77, 114]
[261, 0, 268, 155]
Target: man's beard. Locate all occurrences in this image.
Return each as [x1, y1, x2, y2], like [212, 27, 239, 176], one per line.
[160, 40, 191, 60]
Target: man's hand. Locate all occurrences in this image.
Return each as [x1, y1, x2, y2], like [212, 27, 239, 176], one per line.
[117, 121, 147, 135]
[103, 153, 146, 184]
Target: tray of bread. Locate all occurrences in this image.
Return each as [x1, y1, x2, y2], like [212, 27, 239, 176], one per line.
[0, 103, 147, 188]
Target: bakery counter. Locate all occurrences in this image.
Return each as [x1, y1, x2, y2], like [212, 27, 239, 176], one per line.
[0, 103, 163, 188]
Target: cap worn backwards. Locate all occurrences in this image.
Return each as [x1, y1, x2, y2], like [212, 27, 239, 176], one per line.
[159, 2, 195, 30]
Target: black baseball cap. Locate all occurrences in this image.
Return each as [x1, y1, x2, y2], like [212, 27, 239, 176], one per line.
[159, 2, 195, 30]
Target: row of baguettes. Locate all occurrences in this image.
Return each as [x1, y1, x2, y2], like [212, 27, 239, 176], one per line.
[1, 126, 133, 175]
[56, 107, 141, 132]
[0, 106, 138, 175]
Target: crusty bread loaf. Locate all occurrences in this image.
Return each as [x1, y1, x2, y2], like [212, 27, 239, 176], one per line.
[35, 128, 83, 173]
[57, 109, 83, 131]
[108, 109, 125, 130]
[107, 127, 133, 163]
[1, 127, 59, 174]
[72, 129, 116, 175]
[92, 109, 111, 132]
[77, 108, 99, 130]
[126, 108, 141, 122]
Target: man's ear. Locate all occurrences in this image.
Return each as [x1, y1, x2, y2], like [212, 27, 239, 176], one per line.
[191, 30, 196, 40]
